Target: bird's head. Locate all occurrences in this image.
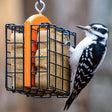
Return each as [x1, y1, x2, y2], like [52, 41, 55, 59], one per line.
[76, 23, 109, 43]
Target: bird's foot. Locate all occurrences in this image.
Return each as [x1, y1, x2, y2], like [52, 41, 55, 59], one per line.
[63, 40, 71, 46]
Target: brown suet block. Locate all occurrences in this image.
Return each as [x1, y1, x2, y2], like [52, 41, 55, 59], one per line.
[10, 33, 24, 88]
[35, 29, 70, 95]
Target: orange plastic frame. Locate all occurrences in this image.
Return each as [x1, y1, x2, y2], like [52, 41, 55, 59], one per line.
[24, 14, 51, 87]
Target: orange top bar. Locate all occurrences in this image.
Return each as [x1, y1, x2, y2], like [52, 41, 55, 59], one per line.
[24, 14, 51, 87]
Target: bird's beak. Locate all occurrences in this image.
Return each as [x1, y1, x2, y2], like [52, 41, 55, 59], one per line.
[76, 25, 91, 31]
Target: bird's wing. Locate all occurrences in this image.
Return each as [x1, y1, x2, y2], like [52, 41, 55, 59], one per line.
[73, 43, 106, 94]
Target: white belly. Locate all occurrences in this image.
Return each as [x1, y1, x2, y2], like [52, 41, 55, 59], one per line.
[69, 37, 94, 73]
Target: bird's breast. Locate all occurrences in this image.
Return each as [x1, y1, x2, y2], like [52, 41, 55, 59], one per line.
[69, 37, 94, 70]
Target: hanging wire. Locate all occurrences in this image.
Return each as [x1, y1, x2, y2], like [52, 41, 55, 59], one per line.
[37, 0, 41, 4]
[35, 0, 45, 14]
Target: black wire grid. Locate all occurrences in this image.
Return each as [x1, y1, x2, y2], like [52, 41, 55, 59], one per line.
[5, 23, 76, 98]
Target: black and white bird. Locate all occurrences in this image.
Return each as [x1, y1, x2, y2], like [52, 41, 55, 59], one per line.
[64, 23, 109, 110]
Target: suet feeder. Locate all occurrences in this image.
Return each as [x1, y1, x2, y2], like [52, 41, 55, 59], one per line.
[5, 0, 76, 98]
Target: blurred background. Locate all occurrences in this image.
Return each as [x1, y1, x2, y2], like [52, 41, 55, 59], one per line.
[0, 0, 112, 112]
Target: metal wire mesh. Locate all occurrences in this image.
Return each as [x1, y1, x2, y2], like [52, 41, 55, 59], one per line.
[5, 23, 76, 98]
[5, 24, 24, 92]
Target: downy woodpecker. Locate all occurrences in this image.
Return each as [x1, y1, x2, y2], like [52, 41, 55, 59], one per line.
[64, 23, 108, 110]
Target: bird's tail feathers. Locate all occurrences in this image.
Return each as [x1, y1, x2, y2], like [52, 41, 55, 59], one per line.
[64, 92, 77, 111]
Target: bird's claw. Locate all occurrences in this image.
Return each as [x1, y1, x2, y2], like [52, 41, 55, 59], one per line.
[63, 41, 71, 46]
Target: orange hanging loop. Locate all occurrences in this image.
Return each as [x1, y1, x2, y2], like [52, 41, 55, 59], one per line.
[24, 1, 51, 87]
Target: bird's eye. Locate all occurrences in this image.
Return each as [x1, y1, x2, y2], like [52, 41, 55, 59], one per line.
[92, 27, 98, 30]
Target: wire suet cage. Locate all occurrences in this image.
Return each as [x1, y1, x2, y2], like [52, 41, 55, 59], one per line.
[5, 22, 76, 98]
